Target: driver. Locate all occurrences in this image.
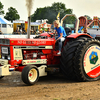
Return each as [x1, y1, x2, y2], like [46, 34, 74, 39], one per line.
[54, 20, 67, 55]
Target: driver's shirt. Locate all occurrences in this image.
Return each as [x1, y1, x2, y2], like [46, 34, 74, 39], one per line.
[55, 26, 67, 37]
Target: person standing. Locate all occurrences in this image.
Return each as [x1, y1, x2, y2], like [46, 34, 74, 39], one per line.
[20, 28, 23, 34]
[54, 20, 67, 55]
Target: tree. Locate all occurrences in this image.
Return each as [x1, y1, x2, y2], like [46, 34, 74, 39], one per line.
[4, 7, 20, 22]
[31, 2, 75, 24]
[0, 1, 4, 15]
[84, 15, 92, 20]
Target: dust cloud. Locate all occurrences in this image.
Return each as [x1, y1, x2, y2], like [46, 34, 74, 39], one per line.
[26, 0, 34, 17]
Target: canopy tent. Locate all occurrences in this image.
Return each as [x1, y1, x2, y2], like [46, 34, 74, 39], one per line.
[0, 16, 13, 34]
[31, 22, 40, 26]
[31, 22, 40, 30]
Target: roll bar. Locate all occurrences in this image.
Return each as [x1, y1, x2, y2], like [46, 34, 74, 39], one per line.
[61, 14, 79, 33]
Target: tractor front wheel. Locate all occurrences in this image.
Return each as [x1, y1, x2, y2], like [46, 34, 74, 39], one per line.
[21, 65, 39, 85]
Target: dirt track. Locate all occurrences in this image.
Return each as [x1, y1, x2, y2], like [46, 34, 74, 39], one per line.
[0, 72, 100, 100]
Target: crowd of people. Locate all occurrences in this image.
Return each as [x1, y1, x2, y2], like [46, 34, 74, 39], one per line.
[30, 28, 38, 35]
[15, 27, 26, 34]
[15, 27, 39, 35]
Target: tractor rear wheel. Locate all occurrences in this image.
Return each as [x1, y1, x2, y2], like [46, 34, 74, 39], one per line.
[21, 65, 39, 85]
[60, 38, 100, 81]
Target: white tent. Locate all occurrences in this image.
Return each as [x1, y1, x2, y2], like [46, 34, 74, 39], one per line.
[0, 16, 13, 34]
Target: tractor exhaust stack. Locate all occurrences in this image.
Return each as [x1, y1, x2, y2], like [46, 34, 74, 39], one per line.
[27, 16, 31, 39]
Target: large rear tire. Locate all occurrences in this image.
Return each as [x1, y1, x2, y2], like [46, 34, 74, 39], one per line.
[61, 38, 100, 81]
[21, 65, 39, 85]
[74, 38, 100, 81]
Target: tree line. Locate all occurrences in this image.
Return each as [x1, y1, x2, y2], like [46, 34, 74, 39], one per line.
[0, 2, 20, 22]
[31, 2, 76, 24]
[0, 1, 92, 23]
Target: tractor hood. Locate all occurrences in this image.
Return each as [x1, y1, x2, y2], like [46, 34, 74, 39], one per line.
[0, 38, 55, 46]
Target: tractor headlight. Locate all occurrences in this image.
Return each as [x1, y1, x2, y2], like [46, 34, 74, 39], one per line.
[33, 53, 37, 58]
[2, 55, 5, 59]
[8, 55, 10, 60]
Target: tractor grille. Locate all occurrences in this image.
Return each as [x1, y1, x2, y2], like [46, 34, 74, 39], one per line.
[1, 46, 10, 60]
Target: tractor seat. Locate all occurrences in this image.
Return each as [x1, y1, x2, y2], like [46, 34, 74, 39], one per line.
[65, 27, 71, 36]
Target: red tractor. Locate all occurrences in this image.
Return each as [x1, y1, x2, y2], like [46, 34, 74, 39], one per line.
[0, 14, 100, 85]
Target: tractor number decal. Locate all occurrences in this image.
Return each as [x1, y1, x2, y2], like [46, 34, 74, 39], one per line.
[89, 51, 98, 64]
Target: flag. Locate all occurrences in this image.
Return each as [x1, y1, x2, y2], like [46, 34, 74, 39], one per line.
[56, 12, 60, 20]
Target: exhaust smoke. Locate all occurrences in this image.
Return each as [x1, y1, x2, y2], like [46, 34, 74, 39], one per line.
[26, 0, 34, 38]
[26, 0, 34, 17]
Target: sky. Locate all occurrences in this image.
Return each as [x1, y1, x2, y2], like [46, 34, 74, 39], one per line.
[0, 0, 100, 21]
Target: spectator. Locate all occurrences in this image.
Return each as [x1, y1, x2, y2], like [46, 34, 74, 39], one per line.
[30, 28, 34, 34]
[34, 29, 36, 34]
[23, 28, 26, 34]
[20, 28, 23, 34]
[36, 28, 38, 32]
[16, 27, 20, 34]
[47, 28, 50, 32]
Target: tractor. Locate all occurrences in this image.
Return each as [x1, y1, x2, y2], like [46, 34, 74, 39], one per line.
[0, 14, 100, 85]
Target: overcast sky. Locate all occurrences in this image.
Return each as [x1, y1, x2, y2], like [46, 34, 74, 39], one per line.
[0, 0, 100, 21]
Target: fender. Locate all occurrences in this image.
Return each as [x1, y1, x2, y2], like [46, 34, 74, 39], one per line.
[64, 33, 92, 46]
[67, 33, 92, 39]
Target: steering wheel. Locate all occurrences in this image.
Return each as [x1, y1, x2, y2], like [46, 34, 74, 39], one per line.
[47, 32, 54, 38]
